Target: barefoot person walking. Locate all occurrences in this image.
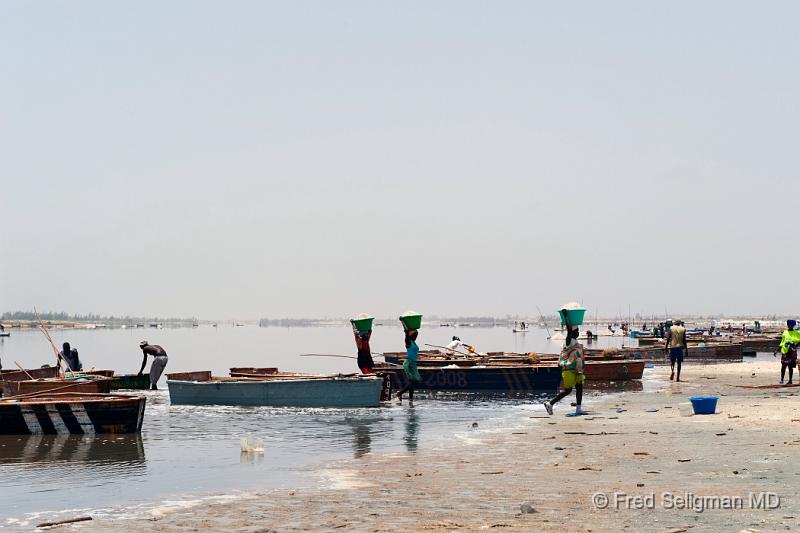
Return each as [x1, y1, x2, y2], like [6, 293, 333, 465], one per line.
[396, 326, 421, 403]
[665, 319, 688, 381]
[544, 310, 585, 416]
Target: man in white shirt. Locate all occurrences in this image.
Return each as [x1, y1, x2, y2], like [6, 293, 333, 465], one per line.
[446, 336, 469, 356]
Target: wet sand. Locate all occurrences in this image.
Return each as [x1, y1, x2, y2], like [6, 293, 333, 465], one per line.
[76, 361, 799, 532]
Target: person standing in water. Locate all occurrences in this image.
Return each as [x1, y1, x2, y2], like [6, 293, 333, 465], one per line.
[773, 319, 800, 384]
[351, 322, 374, 374]
[396, 326, 421, 403]
[544, 311, 585, 416]
[138, 341, 168, 390]
[59, 342, 82, 372]
[664, 319, 688, 382]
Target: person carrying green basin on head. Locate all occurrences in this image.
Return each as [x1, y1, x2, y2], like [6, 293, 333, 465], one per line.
[396, 323, 421, 403]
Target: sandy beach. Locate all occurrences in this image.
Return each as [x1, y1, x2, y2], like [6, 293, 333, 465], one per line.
[67, 361, 800, 532]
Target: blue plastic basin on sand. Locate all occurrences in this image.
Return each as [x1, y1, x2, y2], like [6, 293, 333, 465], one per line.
[689, 396, 718, 415]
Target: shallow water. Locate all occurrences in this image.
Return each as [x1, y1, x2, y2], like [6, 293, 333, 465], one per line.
[0, 325, 630, 522]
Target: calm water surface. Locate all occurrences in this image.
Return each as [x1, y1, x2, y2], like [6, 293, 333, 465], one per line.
[0, 325, 632, 523]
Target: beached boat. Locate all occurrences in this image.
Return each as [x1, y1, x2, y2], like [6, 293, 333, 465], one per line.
[381, 354, 644, 381]
[166, 370, 385, 408]
[383, 350, 636, 366]
[587, 343, 743, 362]
[2, 375, 114, 397]
[378, 364, 562, 392]
[0, 393, 146, 435]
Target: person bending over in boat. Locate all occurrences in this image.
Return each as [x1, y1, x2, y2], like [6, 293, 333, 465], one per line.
[352, 323, 374, 374]
[59, 342, 83, 372]
[446, 336, 465, 355]
[773, 320, 800, 384]
[544, 312, 585, 416]
[396, 327, 421, 403]
[138, 341, 168, 390]
[664, 319, 687, 381]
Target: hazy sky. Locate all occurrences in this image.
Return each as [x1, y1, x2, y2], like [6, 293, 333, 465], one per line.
[2, 1, 798, 319]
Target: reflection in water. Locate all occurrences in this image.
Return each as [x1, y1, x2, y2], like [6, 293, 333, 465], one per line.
[240, 452, 265, 465]
[0, 434, 145, 465]
[404, 409, 419, 452]
[347, 416, 380, 458]
[584, 380, 644, 393]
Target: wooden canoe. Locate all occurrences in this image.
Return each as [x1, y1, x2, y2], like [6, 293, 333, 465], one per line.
[1, 366, 60, 381]
[377, 363, 563, 392]
[2, 376, 113, 397]
[167, 369, 384, 407]
[0, 393, 146, 435]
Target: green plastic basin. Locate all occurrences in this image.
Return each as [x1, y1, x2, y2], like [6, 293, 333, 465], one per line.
[559, 308, 586, 327]
[352, 317, 374, 333]
[400, 314, 423, 330]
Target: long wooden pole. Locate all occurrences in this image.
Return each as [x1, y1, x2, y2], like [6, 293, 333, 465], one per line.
[299, 354, 357, 360]
[34, 307, 64, 375]
[13, 361, 35, 380]
[536, 305, 552, 339]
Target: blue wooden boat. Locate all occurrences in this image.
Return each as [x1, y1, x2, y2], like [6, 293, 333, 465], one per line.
[166, 370, 384, 408]
[379, 364, 561, 392]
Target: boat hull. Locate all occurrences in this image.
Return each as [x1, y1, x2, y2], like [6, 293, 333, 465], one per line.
[0, 367, 59, 381]
[583, 360, 645, 380]
[167, 377, 384, 408]
[110, 373, 151, 390]
[0, 395, 146, 435]
[2, 377, 113, 397]
[384, 365, 562, 392]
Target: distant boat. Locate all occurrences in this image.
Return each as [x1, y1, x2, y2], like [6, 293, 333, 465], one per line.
[512, 321, 529, 333]
[166, 369, 384, 408]
[212, 323, 218, 328]
[136, 323, 145, 328]
[192, 323, 199, 328]
[234, 322, 245, 327]
[0, 332, 10, 338]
